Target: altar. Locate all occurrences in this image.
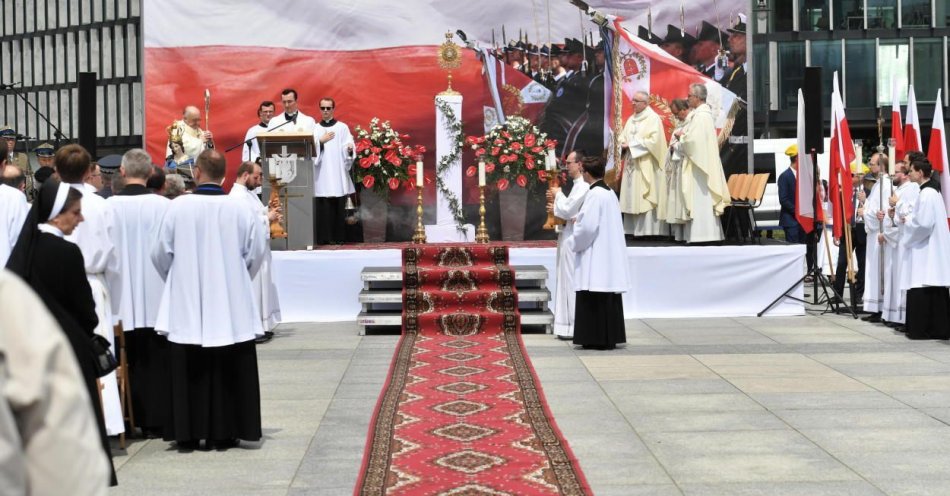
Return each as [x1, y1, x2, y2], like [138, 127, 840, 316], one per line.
[271, 242, 806, 324]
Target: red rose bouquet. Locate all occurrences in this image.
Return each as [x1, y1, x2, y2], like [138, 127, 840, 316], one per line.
[353, 118, 426, 197]
[464, 116, 556, 191]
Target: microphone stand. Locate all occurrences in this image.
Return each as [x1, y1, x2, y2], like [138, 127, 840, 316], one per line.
[1, 82, 68, 149]
[224, 118, 296, 153]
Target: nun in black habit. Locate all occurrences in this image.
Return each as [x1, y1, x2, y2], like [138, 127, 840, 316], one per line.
[5, 179, 117, 486]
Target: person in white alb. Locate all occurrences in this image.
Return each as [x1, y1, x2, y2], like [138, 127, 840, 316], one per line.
[862, 152, 894, 317]
[0, 151, 29, 266]
[56, 145, 125, 439]
[546, 149, 590, 339]
[880, 160, 919, 329]
[267, 88, 316, 134]
[242, 100, 276, 164]
[151, 149, 267, 449]
[107, 148, 172, 437]
[231, 161, 282, 343]
[312, 97, 355, 245]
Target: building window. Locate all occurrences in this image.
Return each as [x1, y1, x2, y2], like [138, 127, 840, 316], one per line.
[811, 40, 843, 94]
[754, 43, 770, 112]
[902, 0, 932, 27]
[834, 0, 866, 29]
[913, 38, 944, 101]
[876, 40, 909, 105]
[778, 41, 806, 109]
[773, 0, 795, 31]
[867, 0, 898, 28]
[846, 40, 878, 107]
[937, 0, 947, 27]
[800, 0, 831, 31]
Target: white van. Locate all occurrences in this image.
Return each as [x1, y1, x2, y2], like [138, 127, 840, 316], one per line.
[751, 138, 833, 231]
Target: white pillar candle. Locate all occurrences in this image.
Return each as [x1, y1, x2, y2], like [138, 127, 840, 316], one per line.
[416, 160, 423, 187]
[545, 149, 556, 171]
[478, 160, 486, 187]
[887, 145, 896, 176]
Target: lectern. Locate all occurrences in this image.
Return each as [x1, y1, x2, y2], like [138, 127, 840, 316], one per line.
[257, 131, 317, 250]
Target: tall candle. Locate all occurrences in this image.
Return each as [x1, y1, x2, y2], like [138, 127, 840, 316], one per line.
[545, 149, 556, 171]
[416, 160, 423, 187]
[887, 145, 896, 176]
[478, 160, 486, 187]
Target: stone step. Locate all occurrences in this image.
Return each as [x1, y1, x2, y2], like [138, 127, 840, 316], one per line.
[359, 288, 551, 304]
[361, 265, 549, 283]
[356, 309, 554, 328]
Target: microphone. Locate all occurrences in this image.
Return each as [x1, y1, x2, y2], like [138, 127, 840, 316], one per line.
[0, 82, 21, 89]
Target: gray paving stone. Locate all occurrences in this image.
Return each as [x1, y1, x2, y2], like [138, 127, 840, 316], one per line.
[679, 481, 886, 495]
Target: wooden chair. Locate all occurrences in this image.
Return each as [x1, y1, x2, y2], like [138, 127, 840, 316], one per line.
[725, 173, 769, 242]
[113, 323, 135, 448]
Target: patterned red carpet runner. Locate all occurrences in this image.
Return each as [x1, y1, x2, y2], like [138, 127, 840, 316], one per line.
[355, 244, 590, 496]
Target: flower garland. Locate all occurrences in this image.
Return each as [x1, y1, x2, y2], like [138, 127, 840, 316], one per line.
[434, 98, 467, 233]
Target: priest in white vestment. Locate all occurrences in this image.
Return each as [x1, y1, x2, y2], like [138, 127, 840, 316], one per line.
[242, 101, 276, 164]
[570, 156, 629, 350]
[677, 83, 729, 243]
[56, 145, 125, 439]
[164, 106, 212, 186]
[0, 165, 29, 266]
[231, 161, 282, 338]
[151, 150, 267, 448]
[899, 158, 950, 340]
[547, 150, 590, 339]
[881, 163, 919, 327]
[313, 97, 355, 245]
[619, 91, 669, 237]
[267, 88, 316, 134]
[862, 154, 894, 316]
[108, 149, 172, 436]
[665, 99, 691, 241]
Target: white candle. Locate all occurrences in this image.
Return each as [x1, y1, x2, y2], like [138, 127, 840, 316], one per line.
[478, 160, 486, 187]
[416, 160, 423, 187]
[545, 149, 556, 171]
[887, 145, 896, 176]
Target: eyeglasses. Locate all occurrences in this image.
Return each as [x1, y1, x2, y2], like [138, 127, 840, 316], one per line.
[320, 107, 334, 111]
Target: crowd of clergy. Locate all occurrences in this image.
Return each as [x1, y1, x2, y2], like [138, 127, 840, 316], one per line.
[1, 137, 282, 492]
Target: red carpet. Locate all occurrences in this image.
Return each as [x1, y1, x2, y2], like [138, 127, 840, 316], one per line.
[355, 244, 591, 496]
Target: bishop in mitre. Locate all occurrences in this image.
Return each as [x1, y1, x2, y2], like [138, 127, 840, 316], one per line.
[619, 91, 669, 236]
[677, 83, 729, 243]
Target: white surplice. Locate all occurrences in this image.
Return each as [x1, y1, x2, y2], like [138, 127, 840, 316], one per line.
[267, 111, 316, 134]
[571, 182, 630, 293]
[900, 184, 950, 291]
[552, 177, 590, 337]
[862, 179, 895, 312]
[242, 122, 269, 163]
[313, 120, 355, 197]
[881, 181, 919, 323]
[65, 183, 124, 436]
[230, 183, 281, 331]
[151, 191, 267, 347]
[107, 191, 170, 330]
[0, 184, 28, 267]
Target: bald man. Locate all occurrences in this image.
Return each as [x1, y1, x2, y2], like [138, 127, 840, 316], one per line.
[165, 105, 213, 185]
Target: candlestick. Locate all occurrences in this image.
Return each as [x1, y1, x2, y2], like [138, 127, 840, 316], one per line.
[411, 183, 426, 244]
[475, 185, 490, 243]
[416, 160, 423, 187]
[542, 169, 566, 230]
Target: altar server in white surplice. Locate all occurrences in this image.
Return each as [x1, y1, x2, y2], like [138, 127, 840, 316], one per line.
[107, 148, 172, 436]
[151, 149, 267, 448]
[899, 158, 950, 340]
[57, 144, 125, 438]
[547, 149, 590, 339]
[267, 88, 316, 134]
[862, 153, 894, 315]
[880, 161, 919, 326]
[677, 83, 729, 243]
[242, 101, 276, 165]
[312, 97, 355, 245]
[231, 161, 282, 340]
[619, 91, 669, 237]
[0, 164, 29, 266]
[570, 156, 629, 350]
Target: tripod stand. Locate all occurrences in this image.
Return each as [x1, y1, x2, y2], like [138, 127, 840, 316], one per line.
[758, 149, 857, 318]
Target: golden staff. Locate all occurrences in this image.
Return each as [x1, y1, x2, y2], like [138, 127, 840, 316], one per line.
[204, 89, 214, 149]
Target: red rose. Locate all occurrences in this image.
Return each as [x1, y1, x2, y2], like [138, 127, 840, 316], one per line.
[494, 138, 505, 145]
[466, 166, 477, 177]
[491, 147, 500, 156]
[371, 146, 382, 154]
[516, 175, 527, 188]
[405, 179, 415, 190]
[385, 149, 400, 166]
[475, 148, 486, 157]
[415, 145, 426, 155]
[502, 131, 512, 139]
[355, 139, 372, 153]
[408, 164, 416, 176]
[537, 170, 548, 181]
[507, 154, 518, 163]
[497, 178, 509, 191]
[465, 136, 477, 145]
[485, 163, 496, 173]
[388, 177, 400, 190]
[499, 154, 510, 164]
[362, 175, 375, 188]
[359, 156, 375, 169]
[525, 155, 535, 170]
[524, 134, 537, 147]
[511, 142, 523, 152]
[531, 146, 542, 153]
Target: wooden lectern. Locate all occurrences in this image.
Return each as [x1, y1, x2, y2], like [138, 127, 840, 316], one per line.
[257, 131, 317, 250]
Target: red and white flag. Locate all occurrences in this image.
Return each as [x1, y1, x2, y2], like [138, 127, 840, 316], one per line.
[904, 85, 922, 154]
[890, 78, 905, 163]
[929, 89, 950, 224]
[828, 72, 855, 239]
[794, 88, 821, 233]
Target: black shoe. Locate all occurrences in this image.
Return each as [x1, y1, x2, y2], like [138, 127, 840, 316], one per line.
[207, 438, 239, 450]
[883, 321, 900, 328]
[255, 331, 275, 344]
[175, 440, 198, 451]
[861, 313, 882, 323]
[895, 326, 906, 333]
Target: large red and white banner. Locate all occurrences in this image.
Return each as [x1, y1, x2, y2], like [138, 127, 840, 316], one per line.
[143, 0, 745, 203]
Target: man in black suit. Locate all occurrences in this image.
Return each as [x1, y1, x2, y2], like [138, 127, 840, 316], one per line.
[833, 166, 873, 304]
[778, 144, 804, 243]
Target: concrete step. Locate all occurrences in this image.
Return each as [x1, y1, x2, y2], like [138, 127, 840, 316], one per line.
[356, 309, 554, 328]
[361, 265, 549, 283]
[359, 288, 551, 304]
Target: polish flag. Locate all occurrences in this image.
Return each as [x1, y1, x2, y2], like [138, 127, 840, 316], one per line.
[890, 78, 905, 164]
[928, 89, 950, 224]
[794, 89, 822, 233]
[903, 85, 922, 154]
[828, 72, 855, 240]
